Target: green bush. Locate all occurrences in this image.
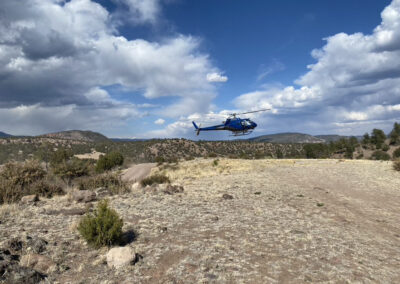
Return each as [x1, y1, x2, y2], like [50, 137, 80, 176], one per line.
[381, 144, 390, 151]
[393, 148, 400, 159]
[78, 200, 123, 248]
[140, 174, 170, 187]
[0, 160, 63, 204]
[77, 173, 130, 194]
[95, 152, 124, 173]
[53, 158, 89, 185]
[304, 144, 330, 159]
[393, 160, 400, 171]
[213, 159, 219, 166]
[371, 150, 391, 161]
[50, 149, 72, 166]
[371, 129, 386, 149]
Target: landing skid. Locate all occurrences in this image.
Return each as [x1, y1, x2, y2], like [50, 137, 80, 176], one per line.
[230, 130, 253, 137]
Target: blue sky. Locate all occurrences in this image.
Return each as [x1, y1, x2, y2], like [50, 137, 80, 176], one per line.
[0, 0, 399, 139]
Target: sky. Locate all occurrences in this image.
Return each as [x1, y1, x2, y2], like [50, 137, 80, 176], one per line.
[1, 0, 400, 139]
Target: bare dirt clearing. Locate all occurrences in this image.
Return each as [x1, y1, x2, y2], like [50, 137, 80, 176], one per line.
[1, 159, 399, 283]
[121, 163, 156, 183]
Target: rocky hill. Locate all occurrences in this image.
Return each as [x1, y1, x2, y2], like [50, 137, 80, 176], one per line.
[249, 132, 325, 143]
[40, 130, 109, 142]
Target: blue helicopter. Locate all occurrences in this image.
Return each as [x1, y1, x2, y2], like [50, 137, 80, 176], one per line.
[192, 109, 270, 136]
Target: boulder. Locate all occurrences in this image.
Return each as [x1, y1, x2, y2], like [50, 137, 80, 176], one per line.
[0, 249, 45, 283]
[72, 190, 96, 203]
[20, 195, 39, 204]
[106, 247, 135, 269]
[20, 254, 56, 274]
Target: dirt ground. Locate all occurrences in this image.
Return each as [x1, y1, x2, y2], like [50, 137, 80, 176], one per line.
[1, 158, 399, 283]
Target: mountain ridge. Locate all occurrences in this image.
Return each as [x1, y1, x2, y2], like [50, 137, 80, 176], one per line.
[39, 130, 109, 142]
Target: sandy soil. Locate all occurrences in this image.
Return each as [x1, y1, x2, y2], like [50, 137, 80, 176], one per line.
[74, 151, 105, 160]
[121, 163, 156, 183]
[1, 159, 400, 283]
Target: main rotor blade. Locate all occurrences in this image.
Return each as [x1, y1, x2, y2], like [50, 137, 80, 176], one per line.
[231, 108, 271, 116]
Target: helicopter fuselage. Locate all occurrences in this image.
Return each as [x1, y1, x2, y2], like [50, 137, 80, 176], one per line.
[192, 117, 257, 136]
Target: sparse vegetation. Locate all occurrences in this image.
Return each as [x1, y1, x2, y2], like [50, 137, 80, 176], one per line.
[140, 174, 170, 187]
[393, 148, 400, 159]
[0, 160, 63, 204]
[77, 173, 130, 194]
[389, 122, 400, 145]
[52, 158, 90, 186]
[78, 200, 123, 248]
[393, 160, 400, 171]
[371, 150, 391, 161]
[371, 128, 386, 149]
[95, 151, 124, 173]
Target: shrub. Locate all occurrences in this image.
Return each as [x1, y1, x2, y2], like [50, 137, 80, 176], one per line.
[371, 128, 386, 148]
[213, 159, 219, 166]
[393, 160, 400, 171]
[371, 150, 391, 161]
[95, 152, 124, 173]
[77, 173, 130, 194]
[140, 174, 170, 187]
[155, 156, 165, 165]
[381, 144, 390, 151]
[50, 149, 72, 166]
[53, 158, 89, 185]
[78, 200, 123, 248]
[393, 148, 400, 159]
[0, 160, 63, 204]
[304, 144, 330, 159]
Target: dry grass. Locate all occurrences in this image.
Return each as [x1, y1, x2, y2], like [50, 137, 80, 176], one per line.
[1, 158, 399, 283]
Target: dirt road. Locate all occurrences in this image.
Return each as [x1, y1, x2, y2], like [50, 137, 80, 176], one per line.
[121, 163, 156, 183]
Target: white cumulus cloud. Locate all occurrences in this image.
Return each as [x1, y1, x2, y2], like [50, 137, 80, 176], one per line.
[0, 0, 221, 135]
[233, 0, 400, 135]
[206, 72, 228, 83]
[154, 118, 165, 125]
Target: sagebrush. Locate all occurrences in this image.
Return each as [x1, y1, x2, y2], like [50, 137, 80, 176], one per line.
[77, 173, 130, 194]
[140, 174, 170, 187]
[0, 160, 63, 204]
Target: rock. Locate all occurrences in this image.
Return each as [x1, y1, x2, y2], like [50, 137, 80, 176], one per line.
[163, 185, 184, 195]
[0, 249, 45, 283]
[26, 237, 48, 254]
[20, 254, 56, 274]
[20, 195, 39, 204]
[72, 190, 96, 203]
[94, 187, 108, 198]
[222, 194, 233, 200]
[5, 238, 23, 254]
[106, 247, 135, 269]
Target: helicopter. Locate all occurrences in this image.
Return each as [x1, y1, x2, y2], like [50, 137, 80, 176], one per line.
[192, 109, 270, 136]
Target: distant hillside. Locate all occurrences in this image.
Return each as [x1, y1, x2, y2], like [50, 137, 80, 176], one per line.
[111, 138, 149, 142]
[40, 130, 109, 142]
[315, 135, 362, 142]
[249, 133, 325, 143]
[0, 131, 12, 138]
